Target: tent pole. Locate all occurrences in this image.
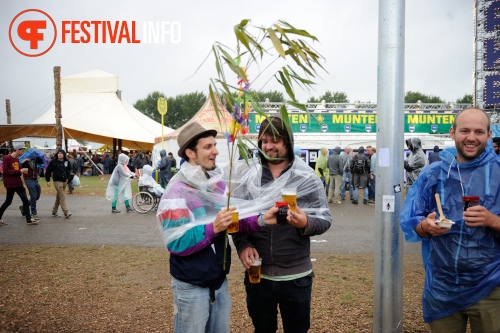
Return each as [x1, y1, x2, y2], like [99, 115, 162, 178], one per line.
[54, 66, 63, 150]
[5, 99, 13, 152]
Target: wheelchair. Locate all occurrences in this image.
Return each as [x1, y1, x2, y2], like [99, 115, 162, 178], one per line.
[132, 186, 160, 214]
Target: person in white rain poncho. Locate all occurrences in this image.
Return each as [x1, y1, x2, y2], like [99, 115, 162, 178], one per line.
[106, 153, 136, 213]
[138, 164, 164, 196]
[404, 137, 428, 190]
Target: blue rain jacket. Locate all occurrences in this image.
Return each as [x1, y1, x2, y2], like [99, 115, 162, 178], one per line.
[400, 142, 500, 323]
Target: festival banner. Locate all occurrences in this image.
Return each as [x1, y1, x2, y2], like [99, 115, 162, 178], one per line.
[248, 112, 455, 134]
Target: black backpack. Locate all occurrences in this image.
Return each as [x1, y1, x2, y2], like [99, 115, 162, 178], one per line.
[353, 156, 366, 174]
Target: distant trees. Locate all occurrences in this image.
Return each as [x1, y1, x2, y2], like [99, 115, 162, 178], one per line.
[404, 91, 443, 103]
[307, 91, 348, 103]
[255, 90, 285, 103]
[456, 94, 473, 104]
[133, 91, 167, 122]
[134, 91, 206, 129]
[133, 89, 473, 129]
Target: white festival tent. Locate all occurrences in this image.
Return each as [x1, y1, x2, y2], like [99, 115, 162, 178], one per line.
[0, 69, 173, 151]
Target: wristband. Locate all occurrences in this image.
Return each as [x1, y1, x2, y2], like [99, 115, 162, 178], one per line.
[258, 213, 266, 226]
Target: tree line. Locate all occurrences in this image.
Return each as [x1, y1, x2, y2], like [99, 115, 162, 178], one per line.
[133, 90, 473, 130]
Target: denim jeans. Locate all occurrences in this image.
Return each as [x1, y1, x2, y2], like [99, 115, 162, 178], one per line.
[369, 173, 376, 200]
[24, 179, 41, 215]
[353, 186, 369, 202]
[244, 272, 313, 333]
[341, 171, 353, 199]
[171, 277, 231, 333]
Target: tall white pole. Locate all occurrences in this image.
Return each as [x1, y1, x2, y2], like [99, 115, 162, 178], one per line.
[373, 0, 405, 332]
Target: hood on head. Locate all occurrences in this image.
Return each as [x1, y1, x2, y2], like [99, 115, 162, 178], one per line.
[358, 146, 364, 154]
[117, 153, 129, 165]
[142, 164, 154, 176]
[257, 116, 294, 163]
[160, 149, 166, 157]
[406, 137, 422, 152]
[57, 148, 67, 159]
[333, 146, 341, 154]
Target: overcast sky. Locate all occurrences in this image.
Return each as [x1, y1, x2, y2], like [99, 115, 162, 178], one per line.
[1, 0, 473, 125]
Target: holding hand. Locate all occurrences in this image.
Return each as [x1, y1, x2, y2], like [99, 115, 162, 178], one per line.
[464, 205, 500, 231]
[213, 206, 237, 233]
[239, 247, 259, 270]
[420, 212, 450, 237]
[287, 206, 308, 229]
[261, 206, 279, 225]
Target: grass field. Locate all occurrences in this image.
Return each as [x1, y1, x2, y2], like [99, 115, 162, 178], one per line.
[0, 174, 140, 197]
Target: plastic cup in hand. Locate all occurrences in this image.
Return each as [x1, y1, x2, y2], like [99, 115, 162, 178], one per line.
[281, 188, 297, 212]
[227, 210, 239, 234]
[248, 258, 262, 284]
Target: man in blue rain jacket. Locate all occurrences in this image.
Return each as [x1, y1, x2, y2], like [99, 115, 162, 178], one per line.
[400, 107, 500, 332]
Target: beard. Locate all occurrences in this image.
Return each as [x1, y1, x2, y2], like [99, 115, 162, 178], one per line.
[265, 149, 288, 165]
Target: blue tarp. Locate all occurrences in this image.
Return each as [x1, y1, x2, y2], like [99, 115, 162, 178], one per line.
[18, 148, 46, 169]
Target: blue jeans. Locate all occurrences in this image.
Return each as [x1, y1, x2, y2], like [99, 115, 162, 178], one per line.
[369, 173, 376, 200]
[171, 277, 231, 333]
[25, 179, 41, 215]
[244, 272, 313, 333]
[341, 171, 353, 199]
[353, 186, 369, 202]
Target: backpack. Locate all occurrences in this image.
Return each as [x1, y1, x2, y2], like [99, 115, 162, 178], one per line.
[352, 156, 366, 174]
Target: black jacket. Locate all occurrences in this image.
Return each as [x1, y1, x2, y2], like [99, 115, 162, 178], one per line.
[45, 149, 73, 183]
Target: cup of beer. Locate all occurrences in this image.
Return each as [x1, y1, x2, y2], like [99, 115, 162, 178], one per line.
[227, 209, 239, 234]
[248, 257, 262, 284]
[281, 188, 297, 212]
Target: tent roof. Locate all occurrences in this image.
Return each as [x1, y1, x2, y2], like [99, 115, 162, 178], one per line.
[155, 97, 233, 144]
[0, 70, 173, 150]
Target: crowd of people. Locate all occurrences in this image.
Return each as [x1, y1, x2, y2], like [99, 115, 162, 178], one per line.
[0, 147, 179, 223]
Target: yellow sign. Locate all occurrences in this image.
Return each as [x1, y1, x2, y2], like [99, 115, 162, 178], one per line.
[157, 97, 168, 115]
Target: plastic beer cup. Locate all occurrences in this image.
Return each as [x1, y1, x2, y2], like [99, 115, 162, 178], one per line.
[227, 209, 239, 234]
[248, 258, 262, 283]
[281, 188, 297, 212]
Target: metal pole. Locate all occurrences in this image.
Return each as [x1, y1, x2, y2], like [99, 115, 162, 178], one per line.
[373, 0, 405, 332]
